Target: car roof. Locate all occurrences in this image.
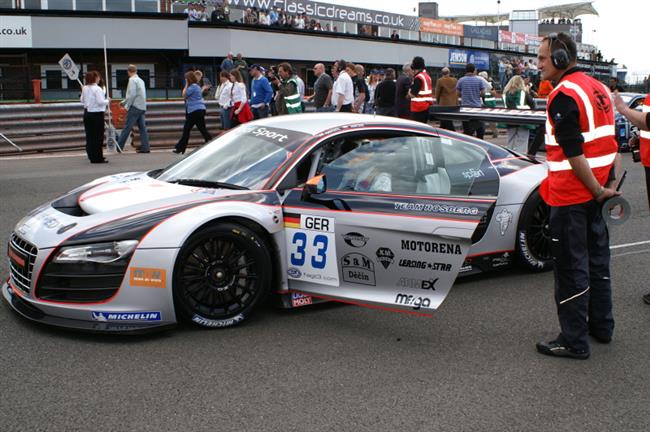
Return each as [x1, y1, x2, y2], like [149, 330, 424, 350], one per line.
[249, 112, 435, 135]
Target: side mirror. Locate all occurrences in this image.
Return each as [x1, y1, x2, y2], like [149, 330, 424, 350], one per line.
[303, 174, 327, 198]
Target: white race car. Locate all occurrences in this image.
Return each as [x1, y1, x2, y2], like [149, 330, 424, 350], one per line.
[4, 114, 550, 332]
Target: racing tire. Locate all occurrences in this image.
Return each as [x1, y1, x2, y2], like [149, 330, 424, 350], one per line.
[173, 223, 272, 329]
[515, 189, 553, 272]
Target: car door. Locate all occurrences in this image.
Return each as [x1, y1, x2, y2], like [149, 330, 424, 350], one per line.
[280, 129, 499, 315]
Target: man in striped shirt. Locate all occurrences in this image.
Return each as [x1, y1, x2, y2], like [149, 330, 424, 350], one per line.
[456, 63, 487, 139]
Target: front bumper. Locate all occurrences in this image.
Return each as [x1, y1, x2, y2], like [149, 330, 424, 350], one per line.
[2, 282, 175, 334]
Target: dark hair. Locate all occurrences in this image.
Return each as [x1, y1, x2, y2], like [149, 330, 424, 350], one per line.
[84, 70, 100, 85]
[336, 59, 346, 72]
[411, 56, 425, 70]
[278, 62, 293, 75]
[542, 31, 577, 63]
[465, 63, 476, 73]
[384, 68, 396, 81]
[219, 71, 231, 80]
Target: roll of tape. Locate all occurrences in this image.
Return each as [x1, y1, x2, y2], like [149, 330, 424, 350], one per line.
[601, 196, 631, 225]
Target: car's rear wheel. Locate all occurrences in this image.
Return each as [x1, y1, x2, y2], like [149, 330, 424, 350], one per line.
[173, 223, 272, 328]
[516, 189, 552, 272]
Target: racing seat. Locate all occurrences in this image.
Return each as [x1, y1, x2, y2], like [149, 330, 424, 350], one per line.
[416, 168, 451, 195]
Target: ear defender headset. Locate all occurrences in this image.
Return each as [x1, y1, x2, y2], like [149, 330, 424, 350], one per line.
[548, 33, 571, 69]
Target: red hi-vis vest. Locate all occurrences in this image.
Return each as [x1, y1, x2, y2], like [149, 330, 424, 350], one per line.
[410, 71, 434, 112]
[541, 71, 618, 206]
[639, 93, 650, 167]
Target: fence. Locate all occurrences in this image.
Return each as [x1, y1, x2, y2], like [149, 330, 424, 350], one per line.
[0, 100, 222, 155]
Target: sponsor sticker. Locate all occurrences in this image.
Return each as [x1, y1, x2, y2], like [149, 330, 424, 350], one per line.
[91, 311, 162, 322]
[129, 267, 166, 288]
[291, 292, 313, 307]
[394, 202, 479, 216]
[341, 253, 376, 286]
[491, 252, 512, 268]
[397, 259, 452, 271]
[342, 232, 369, 248]
[394, 293, 432, 310]
[395, 277, 438, 290]
[375, 247, 395, 269]
[287, 267, 302, 278]
[495, 209, 513, 236]
[401, 240, 462, 255]
[462, 168, 485, 180]
[192, 313, 244, 328]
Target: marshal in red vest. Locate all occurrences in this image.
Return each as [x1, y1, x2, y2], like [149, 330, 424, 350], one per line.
[410, 71, 433, 113]
[639, 93, 650, 167]
[541, 71, 619, 206]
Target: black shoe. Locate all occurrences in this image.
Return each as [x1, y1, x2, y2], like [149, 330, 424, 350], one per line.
[136, 149, 150, 153]
[172, 149, 185, 154]
[90, 159, 108, 164]
[643, 293, 650, 305]
[536, 340, 590, 360]
[589, 331, 612, 344]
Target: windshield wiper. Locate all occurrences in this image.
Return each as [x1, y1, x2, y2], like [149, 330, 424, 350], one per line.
[170, 179, 249, 190]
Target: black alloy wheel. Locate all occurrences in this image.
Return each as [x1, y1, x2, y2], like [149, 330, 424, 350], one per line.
[516, 189, 553, 272]
[173, 223, 272, 328]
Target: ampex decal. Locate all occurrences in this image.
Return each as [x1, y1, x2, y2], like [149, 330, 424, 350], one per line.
[495, 209, 513, 236]
[341, 253, 376, 286]
[396, 277, 439, 290]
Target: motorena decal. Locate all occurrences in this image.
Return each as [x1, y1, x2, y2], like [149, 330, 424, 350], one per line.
[341, 253, 376, 286]
[375, 247, 395, 269]
[401, 240, 462, 255]
[342, 232, 369, 248]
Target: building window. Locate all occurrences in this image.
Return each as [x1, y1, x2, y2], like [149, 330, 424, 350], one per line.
[135, 0, 159, 12]
[48, 0, 73, 9]
[45, 70, 63, 89]
[0, 0, 15, 8]
[106, 0, 131, 12]
[22, 0, 41, 9]
[76, 0, 102, 11]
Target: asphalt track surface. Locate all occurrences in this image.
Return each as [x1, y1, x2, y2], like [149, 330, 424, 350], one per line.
[0, 148, 648, 432]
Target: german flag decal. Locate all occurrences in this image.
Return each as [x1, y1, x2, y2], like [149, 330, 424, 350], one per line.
[283, 212, 301, 229]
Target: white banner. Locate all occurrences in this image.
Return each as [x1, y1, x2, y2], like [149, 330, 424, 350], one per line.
[0, 15, 32, 48]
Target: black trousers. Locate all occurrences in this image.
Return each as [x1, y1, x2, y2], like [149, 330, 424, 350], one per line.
[83, 111, 105, 163]
[439, 120, 455, 131]
[175, 109, 212, 152]
[550, 200, 614, 352]
[462, 120, 485, 139]
[410, 110, 429, 124]
[339, 104, 352, 112]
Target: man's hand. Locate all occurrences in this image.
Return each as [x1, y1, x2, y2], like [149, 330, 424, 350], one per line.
[595, 186, 620, 203]
[613, 91, 627, 114]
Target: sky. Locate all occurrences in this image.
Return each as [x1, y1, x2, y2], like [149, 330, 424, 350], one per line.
[322, 0, 649, 82]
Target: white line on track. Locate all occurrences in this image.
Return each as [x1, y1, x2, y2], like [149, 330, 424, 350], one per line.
[610, 240, 650, 250]
[612, 248, 650, 258]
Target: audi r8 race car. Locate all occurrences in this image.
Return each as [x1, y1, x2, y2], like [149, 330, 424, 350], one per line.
[4, 113, 551, 333]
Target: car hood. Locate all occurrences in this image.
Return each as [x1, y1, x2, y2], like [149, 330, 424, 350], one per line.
[13, 172, 254, 248]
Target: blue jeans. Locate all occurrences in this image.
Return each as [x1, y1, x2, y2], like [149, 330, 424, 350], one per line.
[117, 107, 149, 151]
[221, 107, 232, 130]
[252, 105, 268, 119]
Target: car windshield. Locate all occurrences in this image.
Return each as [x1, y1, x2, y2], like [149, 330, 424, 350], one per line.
[157, 124, 311, 190]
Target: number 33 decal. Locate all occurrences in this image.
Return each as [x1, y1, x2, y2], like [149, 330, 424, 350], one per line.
[290, 232, 328, 269]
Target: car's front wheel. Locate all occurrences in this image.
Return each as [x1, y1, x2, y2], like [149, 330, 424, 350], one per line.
[516, 189, 553, 272]
[173, 222, 272, 328]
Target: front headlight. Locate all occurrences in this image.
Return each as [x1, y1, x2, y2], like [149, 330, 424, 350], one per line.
[52, 240, 139, 264]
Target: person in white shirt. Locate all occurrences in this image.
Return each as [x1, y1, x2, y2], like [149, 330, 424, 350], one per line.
[117, 64, 150, 152]
[217, 71, 234, 130]
[80, 70, 109, 163]
[230, 69, 249, 127]
[332, 60, 354, 112]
